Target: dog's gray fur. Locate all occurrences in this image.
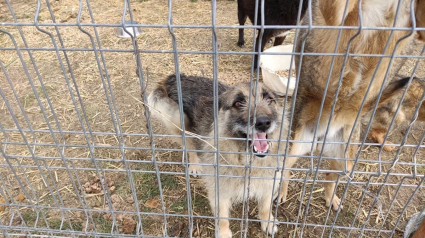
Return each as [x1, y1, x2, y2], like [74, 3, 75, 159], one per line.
[148, 74, 289, 237]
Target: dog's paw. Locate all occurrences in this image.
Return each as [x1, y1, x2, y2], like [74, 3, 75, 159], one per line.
[276, 186, 288, 203]
[237, 40, 245, 47]
[261, 220, 278, 235]
[189, 164, 201, 177]
[277, 192, 287, 204]
[382, 141, 395, 151]
[218, 227, 232, 238]
[325, 196, 343, 211]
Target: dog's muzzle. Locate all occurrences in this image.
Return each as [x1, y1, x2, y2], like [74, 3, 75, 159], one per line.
[249, 132, 269, 157]
[239, 117, 274, 158]
[240, 132, 270, 157]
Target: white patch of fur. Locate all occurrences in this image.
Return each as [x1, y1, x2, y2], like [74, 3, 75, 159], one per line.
[361, 0, 391, 27]
[347, 71, 363, 97]
[316, 121, 344, 141]
[360, 0, 411, 39]
[275, 31, 290, 38]
[321, 127, 346, 158]
[147, 91, 188, 132]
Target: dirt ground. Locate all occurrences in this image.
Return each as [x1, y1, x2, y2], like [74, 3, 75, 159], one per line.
[0, 0, 424, 237]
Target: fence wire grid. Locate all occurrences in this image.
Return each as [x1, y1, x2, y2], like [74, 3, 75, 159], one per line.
[1, 0, 425, 237]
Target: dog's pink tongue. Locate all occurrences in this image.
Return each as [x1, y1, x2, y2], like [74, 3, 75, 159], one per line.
[253, 133, 268, 152]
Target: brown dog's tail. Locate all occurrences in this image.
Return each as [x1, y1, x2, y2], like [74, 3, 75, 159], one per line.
[363, 77, 413, 112]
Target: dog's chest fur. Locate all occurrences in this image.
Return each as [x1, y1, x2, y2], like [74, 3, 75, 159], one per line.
[198, 108, 289, 201]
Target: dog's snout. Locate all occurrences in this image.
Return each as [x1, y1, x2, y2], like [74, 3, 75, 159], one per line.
[255, 117, 271, 131]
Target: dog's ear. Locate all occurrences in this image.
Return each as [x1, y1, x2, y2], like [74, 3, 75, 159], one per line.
[260, 84, 278, 101]
[416, 0, 425, 41]
[218, 92, 232, 111]
[266, 89, 278, 101]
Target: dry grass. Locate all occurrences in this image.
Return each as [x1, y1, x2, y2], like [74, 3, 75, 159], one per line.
[0, 0, 424, 237]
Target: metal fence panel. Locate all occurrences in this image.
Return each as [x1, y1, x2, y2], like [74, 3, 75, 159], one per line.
[0, 0, 424, 237]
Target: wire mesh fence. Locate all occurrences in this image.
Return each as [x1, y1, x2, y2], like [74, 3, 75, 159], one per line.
[0, 0, 424, 237]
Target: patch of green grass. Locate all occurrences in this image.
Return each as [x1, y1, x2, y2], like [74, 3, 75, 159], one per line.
[47, 214, 64, 229]
[417, 162, 425, 175]
[135, 169, 160, 200]
[134, 164, 180, 202]
[22, 211, 38, 227]
[339, 207, 357, 224]
[192, 195, 210, 214]
[169, 193, 210, 214]
[96, 216, 114, 234]
[22, 14, 32, 19]
[170, 197, 187, 213]
[49, 218, 82, 231]
[161, 173, 179, 190]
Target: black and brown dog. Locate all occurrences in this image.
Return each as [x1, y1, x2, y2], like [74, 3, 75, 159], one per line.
[237, 0, 308, 68]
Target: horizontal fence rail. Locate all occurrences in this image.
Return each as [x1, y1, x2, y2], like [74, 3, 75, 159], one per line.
[0, 0, 424, 237]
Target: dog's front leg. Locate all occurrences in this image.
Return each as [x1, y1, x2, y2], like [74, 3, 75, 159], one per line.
[278, 124, 312, 203]
[323, 124, 359, 210]
[188, 151, 202, 176]
[324, 160, 352, 210]
[258, 194, 278, 235]
[208, 193, 232, 238]
[187, 137, 201, 176]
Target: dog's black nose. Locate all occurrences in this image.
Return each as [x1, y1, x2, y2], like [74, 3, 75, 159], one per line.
[255, 117, 271, 131]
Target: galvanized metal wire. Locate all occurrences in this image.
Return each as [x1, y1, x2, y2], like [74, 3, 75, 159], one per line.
[1, 0, 424, 237]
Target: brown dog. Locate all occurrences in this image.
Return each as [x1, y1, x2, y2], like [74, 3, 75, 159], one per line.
[279, 0, 425, 210]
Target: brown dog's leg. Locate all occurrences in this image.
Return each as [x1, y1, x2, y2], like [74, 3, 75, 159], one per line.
[369, 129, 395, 152]
[323, 124, 358, 210]
[278, 124, 312, 203]
[324, 160, 352, 210]
[258, 194, 278, 235]
[369, 105, 406, 152]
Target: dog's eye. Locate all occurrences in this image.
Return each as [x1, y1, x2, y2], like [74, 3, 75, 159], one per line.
[263, 92, 275, 104]
[234, 101, 243, 108]
[265, 95, 275, 104]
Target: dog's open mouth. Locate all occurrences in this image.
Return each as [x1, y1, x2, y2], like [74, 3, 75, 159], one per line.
[248, 133, 269, 157]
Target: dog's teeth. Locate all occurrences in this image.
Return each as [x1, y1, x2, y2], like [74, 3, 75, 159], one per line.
[253, 144, 269, 153]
